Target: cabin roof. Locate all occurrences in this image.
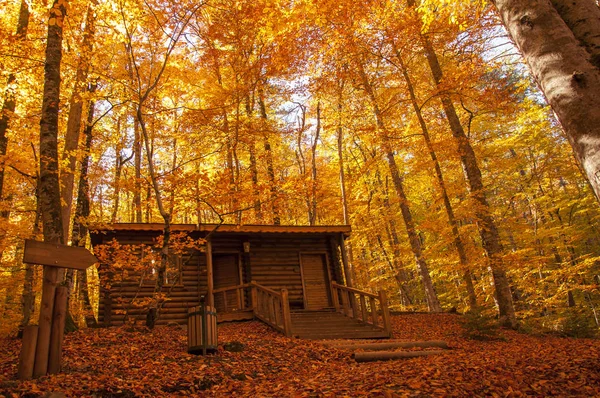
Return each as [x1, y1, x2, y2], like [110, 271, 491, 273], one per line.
[89, 223, 351, 236]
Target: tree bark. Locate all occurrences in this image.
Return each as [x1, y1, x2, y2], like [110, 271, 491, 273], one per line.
[550, 0, 600, 67]
[492, 0, 600, 206]
[34, 0, 67, 378]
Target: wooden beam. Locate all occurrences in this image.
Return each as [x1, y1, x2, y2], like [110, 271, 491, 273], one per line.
[206, 239, 214, 307]
[17, 326, 38, 380]
[379, 290, 392, 337]
[33, 266, 59, 378]
[323, 340, 449, 351]
[339, 233, 354, 287]
[354, 350, 447, 362]
[48, 286, 68, 374]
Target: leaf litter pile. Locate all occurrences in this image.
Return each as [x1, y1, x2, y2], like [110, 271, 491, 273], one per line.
[1, 314, 599, 397]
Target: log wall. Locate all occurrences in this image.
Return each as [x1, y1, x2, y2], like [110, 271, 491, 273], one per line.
[94, 230, 343, 326]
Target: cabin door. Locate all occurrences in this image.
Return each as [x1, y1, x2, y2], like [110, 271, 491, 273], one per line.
[213, 254, 241, 313]
[301, 253, 332, 310]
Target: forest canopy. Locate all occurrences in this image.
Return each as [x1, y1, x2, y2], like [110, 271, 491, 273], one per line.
[0, 0, 599, 336]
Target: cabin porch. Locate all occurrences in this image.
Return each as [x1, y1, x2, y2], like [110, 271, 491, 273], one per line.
[92, 223, 391, 339]
[214, 281, 392, 339]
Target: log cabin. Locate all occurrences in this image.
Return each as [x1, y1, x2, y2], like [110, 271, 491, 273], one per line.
[90, 223, 392, 339]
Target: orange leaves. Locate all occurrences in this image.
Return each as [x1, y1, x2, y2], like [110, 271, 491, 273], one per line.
[1, 314, 599, 396]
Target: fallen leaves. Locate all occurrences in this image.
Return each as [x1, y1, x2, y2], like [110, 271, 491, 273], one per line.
[0, 314, 598, 397]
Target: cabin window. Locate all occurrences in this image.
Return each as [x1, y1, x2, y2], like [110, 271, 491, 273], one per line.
[164, 253, 183, 285]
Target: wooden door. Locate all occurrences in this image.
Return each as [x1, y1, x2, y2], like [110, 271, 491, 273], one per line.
[301, 253, 331, 310]
[213, 254, 240, 312]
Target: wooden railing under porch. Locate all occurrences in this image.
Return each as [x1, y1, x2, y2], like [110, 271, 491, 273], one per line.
[330, 281, 392, 337]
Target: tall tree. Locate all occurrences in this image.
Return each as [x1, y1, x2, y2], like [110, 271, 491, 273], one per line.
[357, 61, 442, 313]
[407, 0, 516, 327]
[491, 0, 600, 203]
[34, 0, 68, 377]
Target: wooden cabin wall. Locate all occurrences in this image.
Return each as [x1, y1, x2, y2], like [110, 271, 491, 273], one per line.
[95, 230, 346, 326]
[245, 234, 334, 308]
[97, 232, 207, 326]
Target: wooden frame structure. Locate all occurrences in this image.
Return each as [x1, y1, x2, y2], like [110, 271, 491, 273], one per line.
[91, 224, 352, 325]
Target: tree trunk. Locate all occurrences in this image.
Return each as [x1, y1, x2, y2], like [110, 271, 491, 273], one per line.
[309, 101, 320, 225]
[258, 92, 280, 224]
[133, 117, 142, 222]
[357, 62, 442, 313]
[245, 98, 262, 222]
[393, 46, 478, 310]
[59, 3, 96, 239]
[408, 0, 516, 327]
[492, 0, 600, 205]
[0, 0, 29, 201]
[72, 92, 96, 325]
[34, 0, 67, 378]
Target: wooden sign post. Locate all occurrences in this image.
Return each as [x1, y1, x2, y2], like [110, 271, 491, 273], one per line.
[18, 239, 98, 380]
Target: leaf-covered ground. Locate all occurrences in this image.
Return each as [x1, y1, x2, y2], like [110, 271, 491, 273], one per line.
[1, 314, 599, 397]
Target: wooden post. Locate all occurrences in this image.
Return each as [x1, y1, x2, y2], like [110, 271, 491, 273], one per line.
[268, 296, 275, 322]
[379, 290, 392, 337]
[17, 325, 38, 380]
[338, 233, 353, 287]
[236, 287, 241, 310]
[33, 266, 59, 378]
[360, 295, 368, 323]
[206, 239, 213, 308]
[330, 281, 340, 312]
[340, 289, 351, 317]
[369, 296, 377, 326]
[48, 286, 68, 374]
[281, 289, 292, 337]
[250, 281, 257, 311]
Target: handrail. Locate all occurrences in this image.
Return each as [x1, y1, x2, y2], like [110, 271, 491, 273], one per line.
[250, 281, 282, 297]
[213, 283, 252, 294]
[250, 281, 292, 336]
[330, 281, 392, 337]
[211, 281, 292, 337]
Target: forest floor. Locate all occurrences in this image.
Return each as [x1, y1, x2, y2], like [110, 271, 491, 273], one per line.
[0, 313, 599, 397]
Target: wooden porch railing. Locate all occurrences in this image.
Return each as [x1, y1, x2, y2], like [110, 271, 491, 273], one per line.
[213, 283, 252, 312]
[330, 281, 392, 337]
[212, 281, 292, 337]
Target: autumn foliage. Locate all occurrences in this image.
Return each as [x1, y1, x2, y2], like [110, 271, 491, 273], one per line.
[0, 0, 599, 369]
[2, 314, 600, 396]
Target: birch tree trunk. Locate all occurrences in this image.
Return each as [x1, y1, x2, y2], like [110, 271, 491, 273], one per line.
[492, 0, 600, 203]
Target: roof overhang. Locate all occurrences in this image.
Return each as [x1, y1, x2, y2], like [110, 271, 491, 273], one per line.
[89, 223, 352, 236]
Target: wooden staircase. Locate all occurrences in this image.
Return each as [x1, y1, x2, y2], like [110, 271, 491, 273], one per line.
[290, 310, 390, 339]
[214, 281, 393, 340]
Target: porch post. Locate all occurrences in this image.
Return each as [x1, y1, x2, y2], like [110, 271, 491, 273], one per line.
[339, 233, 354, 287]
[206, 238, 214, 308]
